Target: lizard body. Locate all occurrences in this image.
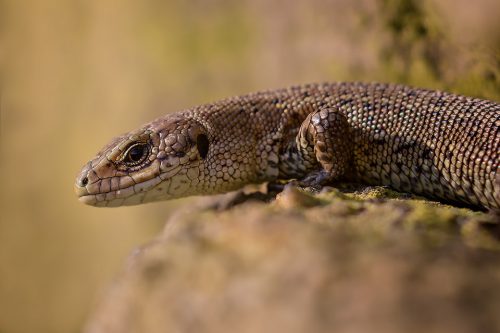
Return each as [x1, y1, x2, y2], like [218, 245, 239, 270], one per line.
[75, 82, 500, 210]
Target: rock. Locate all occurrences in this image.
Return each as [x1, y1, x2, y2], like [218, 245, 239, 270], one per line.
[84, 186, 500, 333]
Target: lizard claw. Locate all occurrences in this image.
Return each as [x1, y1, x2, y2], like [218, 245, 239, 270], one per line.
[297, 170, 331, 191]
[266, 182, 286, 193]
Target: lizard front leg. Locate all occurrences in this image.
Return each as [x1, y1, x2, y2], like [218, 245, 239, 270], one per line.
[284, 108, 353, 186]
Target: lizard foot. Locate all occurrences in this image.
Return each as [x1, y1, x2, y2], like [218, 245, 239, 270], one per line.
[296, 107, 353, 183]
[297, 170, 331, 190]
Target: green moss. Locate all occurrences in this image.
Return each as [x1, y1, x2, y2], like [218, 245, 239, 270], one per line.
[282, 184, 500, 250]
[461, 219, 500, 250]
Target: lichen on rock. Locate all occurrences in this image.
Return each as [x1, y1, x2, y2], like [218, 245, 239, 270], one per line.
[84, 185, 500, 333]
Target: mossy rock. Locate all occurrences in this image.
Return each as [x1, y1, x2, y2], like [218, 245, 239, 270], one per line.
[84, 185, 500, 333]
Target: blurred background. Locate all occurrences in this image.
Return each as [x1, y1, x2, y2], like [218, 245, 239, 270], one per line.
[0, 0, 499, 332]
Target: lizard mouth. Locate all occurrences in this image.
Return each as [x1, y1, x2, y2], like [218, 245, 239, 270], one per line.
[77, 194, 100, 206]
[75, 185, 145, 207]
[77, 193, 129, 207]
[74, 182, 126, 207]
[74, 175, 166, 207]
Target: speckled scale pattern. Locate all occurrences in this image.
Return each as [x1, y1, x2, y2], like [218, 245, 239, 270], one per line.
[75, 82, 499, 210]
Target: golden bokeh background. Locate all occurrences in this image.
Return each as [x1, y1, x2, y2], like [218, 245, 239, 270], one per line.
[1, 0, 499, 332]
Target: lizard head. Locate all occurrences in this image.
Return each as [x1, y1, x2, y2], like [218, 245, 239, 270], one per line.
[74, 114, 210, 207]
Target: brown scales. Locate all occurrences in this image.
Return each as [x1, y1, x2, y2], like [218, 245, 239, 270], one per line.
[75, 82, 499, 210]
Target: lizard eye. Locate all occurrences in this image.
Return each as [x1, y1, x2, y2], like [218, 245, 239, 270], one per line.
[123, 143, 150, 166]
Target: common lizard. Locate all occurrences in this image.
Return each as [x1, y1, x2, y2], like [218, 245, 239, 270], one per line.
[75, 82, 499, 210]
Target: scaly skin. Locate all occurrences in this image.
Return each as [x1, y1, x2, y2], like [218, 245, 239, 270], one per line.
[75, 82, 499, 210]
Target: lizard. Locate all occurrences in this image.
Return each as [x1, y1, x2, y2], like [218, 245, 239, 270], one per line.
[74, 82, 500, 210]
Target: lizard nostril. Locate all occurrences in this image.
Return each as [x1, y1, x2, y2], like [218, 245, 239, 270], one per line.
[80, 177, 88, 187]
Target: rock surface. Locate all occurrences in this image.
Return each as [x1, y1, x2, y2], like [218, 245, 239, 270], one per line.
[84, 186, 500, 333]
